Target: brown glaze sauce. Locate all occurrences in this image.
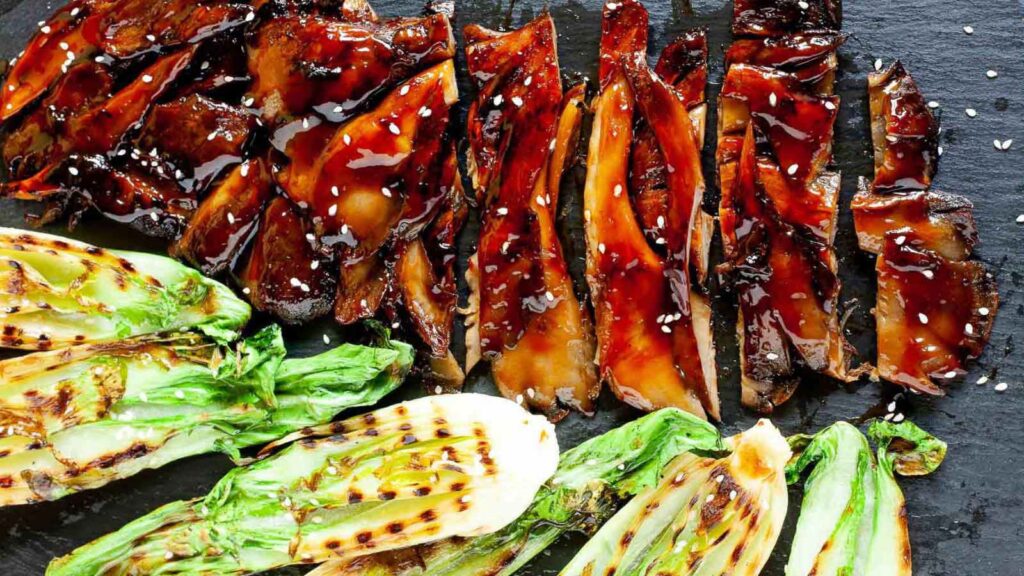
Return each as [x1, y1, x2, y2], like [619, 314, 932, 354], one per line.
[718, 1, 853, 413]
[854, 63, 998, 394]
[1, 0, 466, 371]
[465, 16, 598, 419]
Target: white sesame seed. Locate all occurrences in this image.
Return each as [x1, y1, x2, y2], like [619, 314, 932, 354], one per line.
[965, 108, 977, 118]
[613, 184, 623, 197]
[768, 92, 777, 107]
[492, 94, 503, 106]
[995, 382, 1008, 392]
[323, 334, 331, 344]
[240, 163, 250, 177]
[527, 388, 536, 398]
[922, 270, 934, 279]
[515, 394, 524, 404]
[245, 11, 256, 22]
[893, 413, 905, 423]
[979, 307, 990, 316]
[388, 123, 400, 135]
[496, 206, 509, 216]
[945, 370, 957, 379]
[963, 25, 974, 35]
[511, 96, 524, 107]
[598, 243, 607, 254]
[524, 76, 532, 86]
[729, 490, 737, 500]
[706, 494, 715, 503]
[40, 25, 51, 34]
[927, 101, 940, 109]
[874, 58, 883, 71]
[434, 385, 443, 394]
[242, 287, 251, 294]
[1016, 214, 1024, 224]
[141, 74, 153, 83]
[227, 212, 236, 225]
[894, 235, 906, 246]
[824, 100, 836, 111]
[400, 85, 410, 96]
[310, 260, 319, 270]
[545, 291, 555, 302]
[536, 195, 546, 207]
[918, 313, 929, 324]
[887, 401, 897, 412]
[328, 204, 337, 216]
[290, 277, 301, 287]
[965, 323, 974, 335]
[67, 166, 79, 176]
[977, 375, 989, 385]
[797, 0, 809, 8]
[766, 352, 779, 360]
[174, 390, 185, 399]
[661, 325, 672, 334]
[986, 69, 998, 79]
[381, 186, 392, 198]
[1001, 139, 1013, 150]
[165, 551, 174, 560]
[787, 164, 799, 175]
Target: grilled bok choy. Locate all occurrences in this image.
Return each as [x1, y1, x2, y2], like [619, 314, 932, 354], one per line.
[47, 394, 559, 576]
[0, 227, 250, 348]
[317, 408, 724, 575]
[0, 325, 413, 505]
[560, 419, 790, 576]
[785, 420, 947, 576]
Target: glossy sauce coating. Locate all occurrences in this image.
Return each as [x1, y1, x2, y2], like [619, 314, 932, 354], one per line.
[465, 16, 599, 418]
[855, 63, 998, 393]
[1, 0, 466, 367]
[718, 2, 853, 412]
[584, 0, 717, 420]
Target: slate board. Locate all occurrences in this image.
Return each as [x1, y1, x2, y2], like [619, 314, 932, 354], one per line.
[1, 0, 1022, 574]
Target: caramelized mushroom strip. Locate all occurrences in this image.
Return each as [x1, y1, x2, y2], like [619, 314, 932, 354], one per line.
[853, 63, 998, 394]
[248, 13, 454, 126]
[238, 197, 336, 324]
[463, 15, 598, 419]
[718, 0, 854, 413]
[584, 0, 717, 420]
[0, 0, 99, 122]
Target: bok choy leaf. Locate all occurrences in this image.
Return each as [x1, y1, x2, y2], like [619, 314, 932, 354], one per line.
[320, 408, 724, 575]
[0, 325, 413, 505]
[46, 393, 558, 576]
[559, 419, 790, 576]
[784, 420, 947, 576]
[0, 227, 250, 348]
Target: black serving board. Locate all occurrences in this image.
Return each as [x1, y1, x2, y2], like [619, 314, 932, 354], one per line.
[1, 0, 1023, 574]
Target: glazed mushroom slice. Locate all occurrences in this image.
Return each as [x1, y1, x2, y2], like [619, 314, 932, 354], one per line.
[134, 94, 257, 195]
[869, 62, 941, 192]
[718, 2, 855, 413]
[875, 233, 998, 395]
[725, 33, 846, 92]
[0, 0, 99, 122]
[584, 0, 717, 420]
[463, 15, 598, 419]
[3, 155, 195, 239]
[854, 62, 997, 394]
[172, 157, 274, 276]
[237, 196, 336, 324]
[2, 61, 113, 181]
[247, 13, 454, 126]
[96, 0, 254, 60]
[720, 127, 853, 412]
[851, 180, 978, 261]
[629, 30, 715, 283]
[294, 60, 456, 262]
[732, 0, 842, 37]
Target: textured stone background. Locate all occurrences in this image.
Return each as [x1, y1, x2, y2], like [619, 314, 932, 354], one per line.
[1, 0, 1022, 574]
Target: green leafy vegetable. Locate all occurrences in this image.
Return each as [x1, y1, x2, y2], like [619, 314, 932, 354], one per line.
[0, 325, 413, 505]
[785, 420, 947, 576]
[46, 394, 558, 576]
[0, 227, 250, 348]
[322, 408, 724, 576]
[559, 419, 790, 576]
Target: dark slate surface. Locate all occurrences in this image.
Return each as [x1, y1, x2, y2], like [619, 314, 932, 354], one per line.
[1, 0, 1022, 574]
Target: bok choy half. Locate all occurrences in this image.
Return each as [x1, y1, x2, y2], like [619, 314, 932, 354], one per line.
[0, 227, 250, 348]
[319, 408, 725, 576]
[785, 419, 947, 576]
[0, 324, 414, 506]
[559, 419, 791, 576]
[46, 393, 559, 576]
